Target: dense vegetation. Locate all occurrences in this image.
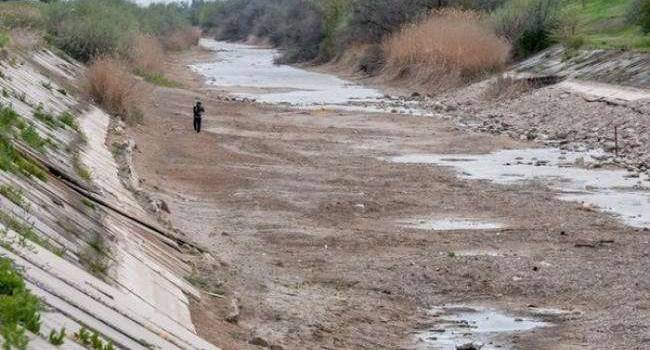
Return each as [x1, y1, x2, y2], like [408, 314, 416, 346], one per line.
[43, 0, 198, 62]
[0, 0, 200, 122]
[193, 0, 650, 66]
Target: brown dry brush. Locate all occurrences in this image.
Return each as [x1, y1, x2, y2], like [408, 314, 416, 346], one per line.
[161, 26, 202, 51]
[128, 33, 165, 74]
[85, 56, 143, 124]
[382, 9, 510, 90]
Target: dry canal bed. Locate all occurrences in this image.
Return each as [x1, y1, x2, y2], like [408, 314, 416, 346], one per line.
[127, 41, 650, 350]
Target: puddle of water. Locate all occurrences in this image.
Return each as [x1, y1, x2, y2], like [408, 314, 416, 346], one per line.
[453, 250, 503, 257]
[191, 40, 433, 115]
[389, 148, 650, 228]
[403, 219, 504, 231]
[416, 306, 547, 350]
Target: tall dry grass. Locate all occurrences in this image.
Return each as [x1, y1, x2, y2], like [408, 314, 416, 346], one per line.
[128, 33, 165, 74]
[161, 27, 202, 51]
[382, 9, 510, 89]
[85, 56, 142, 123]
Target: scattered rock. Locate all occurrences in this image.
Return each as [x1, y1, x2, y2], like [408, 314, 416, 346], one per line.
[249, 336, 270, 347]
[226, 297, 240, 323]
[456, 341, 484, 350]
[579, 202, 595, 211]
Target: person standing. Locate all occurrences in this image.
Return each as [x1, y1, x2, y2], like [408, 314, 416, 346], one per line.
[193, 100, 205, 133]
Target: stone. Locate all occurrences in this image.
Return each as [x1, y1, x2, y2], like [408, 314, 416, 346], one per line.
[250, 336, 270, 347]
[226, 297, 240, 323]
[456, 342, 484, 350]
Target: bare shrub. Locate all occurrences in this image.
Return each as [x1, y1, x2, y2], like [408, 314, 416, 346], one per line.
[482, 75, 533, 100]
[85, 56, 142, 124]
[383, 9, 510, 89]
[162, 26, 202, 51]
[128, 33, 164, 74]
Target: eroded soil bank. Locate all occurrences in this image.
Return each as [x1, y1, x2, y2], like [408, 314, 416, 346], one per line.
[126, 43, 650, 350]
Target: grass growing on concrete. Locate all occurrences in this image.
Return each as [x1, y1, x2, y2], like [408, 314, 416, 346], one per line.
[0, 185, 28, 210]
[58, 112, 79, 131]
[81, 197, 96, 210]
[74, 327, 114, 350]
[0, 210, 65, 256]
[33, 107, 63, 129]
[78, 232, 110, 279]
[72, 154, 91, 182]
[20, 125, 46, 151]
[0, 106, 48, 181]
[48, 327, 66, 346]
[0, 257, 42, 350]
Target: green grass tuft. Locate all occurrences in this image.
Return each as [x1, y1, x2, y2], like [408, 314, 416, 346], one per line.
[0, 211, 65, 256]
[0, 257, 42, 350]
[33, 107, 63, 129]
[20, 126, 47, 151]
[0, 185, 28, 209]
[48, 327, 66, 346]
[73, 154, 92, 182]
[58, 112, 79, 131]
[81, 197, 96, 210]
[0, 107, 49, 181]
[78, 231, 110, 279]
[0, 31, 9, 48]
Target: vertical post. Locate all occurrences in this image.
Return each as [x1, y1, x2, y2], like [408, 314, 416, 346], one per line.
[614, 125, 619, 157]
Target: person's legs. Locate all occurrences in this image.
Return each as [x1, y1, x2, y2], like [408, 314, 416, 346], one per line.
[193, 118, 200, 133]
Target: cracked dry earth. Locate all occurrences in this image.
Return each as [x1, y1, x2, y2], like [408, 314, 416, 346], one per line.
[126, 47, 650, 350]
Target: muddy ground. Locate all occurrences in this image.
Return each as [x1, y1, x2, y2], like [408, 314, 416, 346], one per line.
[125, 46, 650, 350]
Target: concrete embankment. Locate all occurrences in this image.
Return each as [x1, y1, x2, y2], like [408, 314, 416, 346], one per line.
[0, 47, 218, 349]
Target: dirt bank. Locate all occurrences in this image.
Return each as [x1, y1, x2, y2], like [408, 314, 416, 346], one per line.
[126, 45, 650, 350]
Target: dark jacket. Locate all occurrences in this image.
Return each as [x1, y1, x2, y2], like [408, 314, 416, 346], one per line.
[193, 104, 205, 118]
